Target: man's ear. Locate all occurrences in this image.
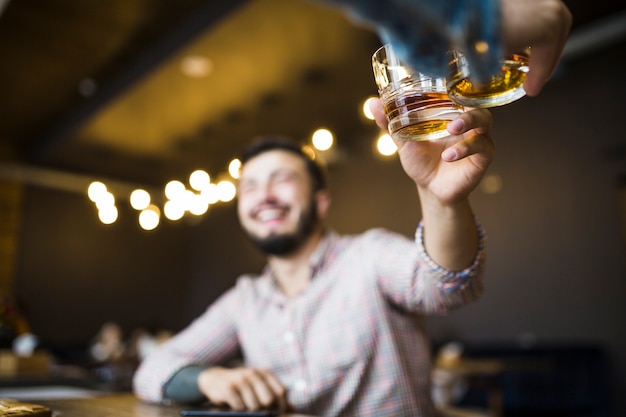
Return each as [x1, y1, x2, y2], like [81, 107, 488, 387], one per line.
[315, 190, 331, 218]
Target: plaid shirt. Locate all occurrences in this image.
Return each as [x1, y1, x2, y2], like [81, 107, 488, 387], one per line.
[133, 223, 486, 417]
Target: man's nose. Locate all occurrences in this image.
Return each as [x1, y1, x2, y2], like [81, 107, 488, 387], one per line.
[259, 182, 278, 201]
[243, 184, 275, 207]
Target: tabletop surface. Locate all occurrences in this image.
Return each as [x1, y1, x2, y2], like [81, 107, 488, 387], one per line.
[27, 394, 184, 417]
[32, 394, 314, 417]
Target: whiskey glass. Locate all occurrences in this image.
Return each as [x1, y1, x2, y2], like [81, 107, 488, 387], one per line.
[446, 49, 530, 108]
[372, 44, 464, 141]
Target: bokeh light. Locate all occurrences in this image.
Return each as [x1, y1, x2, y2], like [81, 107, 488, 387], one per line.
[129, 189, 150, 210]
[189, 170, 210, 191]
[228, 159, 241, 179]
[362, 96, 377, 120]
[164, 200, 185, 221]
[87, 181, 107, 202]
[98, 205, 118, 225]
[139, 205, 160, 230]
[165, 180, 186, 200]
[376, 133, 397, 156]
[312, 128, 334, 151]
[217, 180, 236, 202]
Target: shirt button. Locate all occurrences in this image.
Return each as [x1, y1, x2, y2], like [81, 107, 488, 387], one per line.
[294, 379, 307, 391]
[283, 331, 295, 343]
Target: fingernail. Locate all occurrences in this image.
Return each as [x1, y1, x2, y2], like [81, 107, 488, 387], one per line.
[447, 118, 464, 133]
[442, 148, 458, 161]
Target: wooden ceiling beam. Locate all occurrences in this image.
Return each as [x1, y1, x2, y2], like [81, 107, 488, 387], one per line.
[30, 0, 247, 160]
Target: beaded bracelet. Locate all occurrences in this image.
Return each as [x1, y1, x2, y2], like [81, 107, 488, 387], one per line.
[415, 218, 486, 293]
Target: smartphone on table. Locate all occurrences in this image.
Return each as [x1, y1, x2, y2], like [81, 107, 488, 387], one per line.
[180, 408, 280, 416]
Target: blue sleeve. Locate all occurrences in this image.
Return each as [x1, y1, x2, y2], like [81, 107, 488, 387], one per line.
[163, 365, 206, 404]
[321, 0, 502, 83]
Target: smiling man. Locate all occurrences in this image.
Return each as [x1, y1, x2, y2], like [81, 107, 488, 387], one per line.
[133, 104, 495, 417]
[238, 145, 326, 259]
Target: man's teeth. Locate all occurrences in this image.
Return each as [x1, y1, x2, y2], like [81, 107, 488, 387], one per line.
[257, 209, 284, 221]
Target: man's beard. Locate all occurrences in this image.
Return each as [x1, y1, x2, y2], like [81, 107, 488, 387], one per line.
[245, 198, 318, 256]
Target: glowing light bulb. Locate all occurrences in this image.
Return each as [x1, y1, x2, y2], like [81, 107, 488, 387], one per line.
[189, 170, 210, 191]
[217, 180, 236, 202]
[164, 200, 185, 221]
[165, 180, 186, 200]
[362, 96, 377, 120]
[376, 133, 397, 156]
[201, 183, 220, 204]
[139, 205, 160, 231]
[87, 181, 107, 202]
[95, 191, 115, 209]
[130, 189, 150, 210]
[312, 128, 334, 151]
[228, 159, 241, 179]
[98, 205, 118, 225]
[188, 194, 209, 216]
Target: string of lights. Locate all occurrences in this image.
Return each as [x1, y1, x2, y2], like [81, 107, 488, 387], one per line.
[86, 95, 397, 230]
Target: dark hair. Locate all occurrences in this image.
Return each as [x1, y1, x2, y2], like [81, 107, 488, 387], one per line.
[239, 136, 328, 192]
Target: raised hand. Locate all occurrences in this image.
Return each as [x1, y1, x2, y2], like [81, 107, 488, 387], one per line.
[369, 99, 495, 206]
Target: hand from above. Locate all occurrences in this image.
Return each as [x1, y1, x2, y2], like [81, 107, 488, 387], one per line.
[500, 0, 572, 96]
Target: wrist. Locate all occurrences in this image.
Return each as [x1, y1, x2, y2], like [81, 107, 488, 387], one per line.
[417, 186, 478, 271]
[417, 186, 471, 219]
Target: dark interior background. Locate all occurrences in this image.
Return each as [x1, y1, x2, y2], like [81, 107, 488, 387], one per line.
[1, 0, 625, 416]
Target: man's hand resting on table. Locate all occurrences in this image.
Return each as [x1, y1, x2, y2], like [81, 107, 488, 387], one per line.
[198, 367, 288, 412]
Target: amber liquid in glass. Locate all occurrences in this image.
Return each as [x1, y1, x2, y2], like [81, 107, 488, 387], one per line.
[447, 53, 529, 107]
[384, 91, 462, 140]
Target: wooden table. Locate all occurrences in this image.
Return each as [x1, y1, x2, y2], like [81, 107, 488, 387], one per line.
[34, 394, 314, 417]
[28, 394, 184, 417]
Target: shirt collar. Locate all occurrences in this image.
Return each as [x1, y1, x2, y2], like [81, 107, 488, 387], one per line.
[257, 229, 338, 302]
[309, 228, 337, 275]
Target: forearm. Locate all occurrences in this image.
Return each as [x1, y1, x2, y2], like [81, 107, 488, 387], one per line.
[133, 290, 242, 403]
[418, 188, 478, 271]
